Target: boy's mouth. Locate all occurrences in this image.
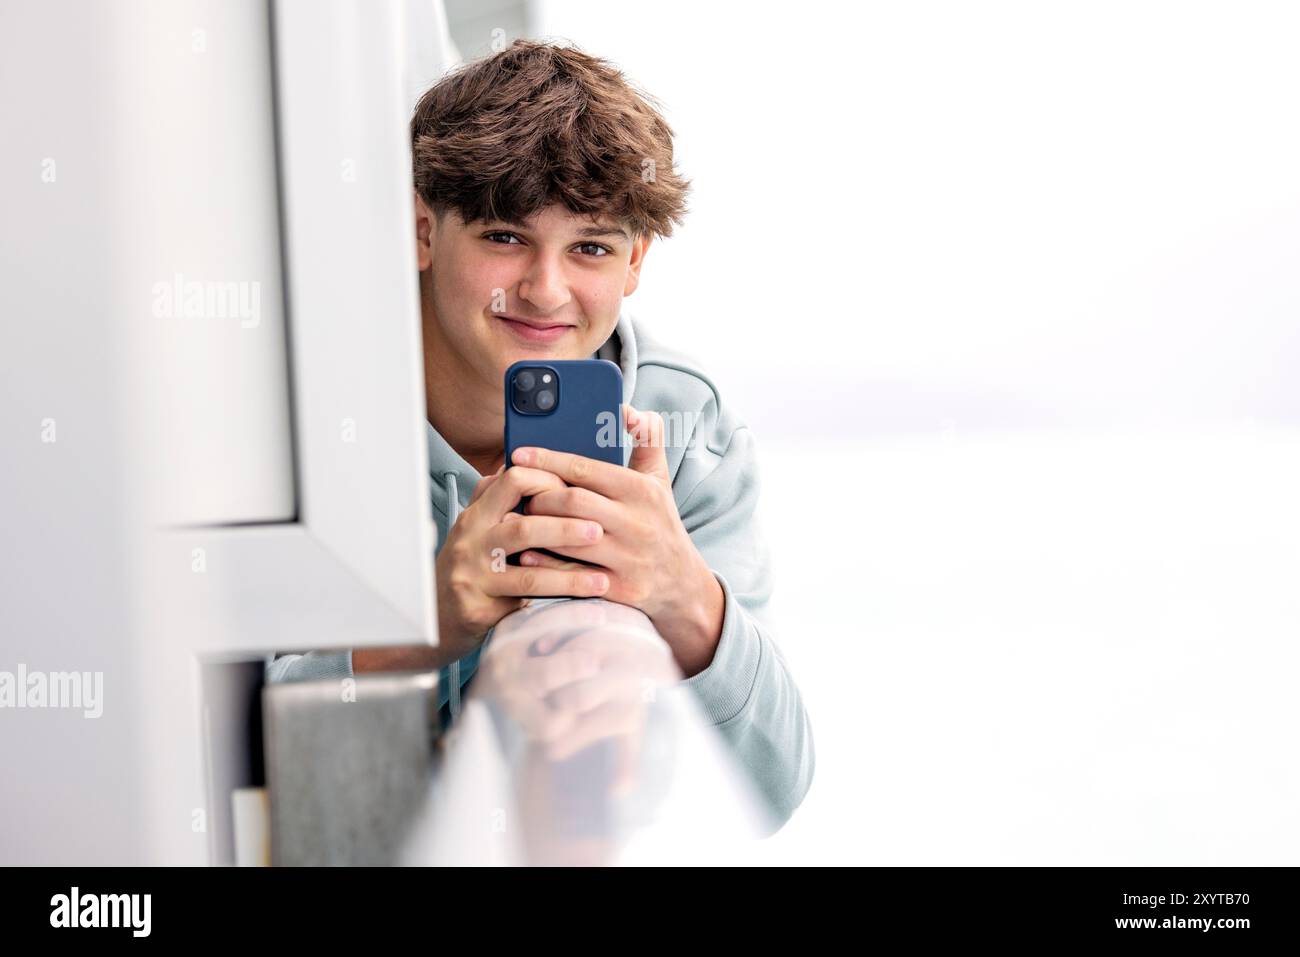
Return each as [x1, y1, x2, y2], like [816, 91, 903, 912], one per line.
[495, 315, 575, 344]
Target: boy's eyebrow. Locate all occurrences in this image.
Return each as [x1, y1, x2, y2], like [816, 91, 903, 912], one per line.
[576, 225, 630, 240]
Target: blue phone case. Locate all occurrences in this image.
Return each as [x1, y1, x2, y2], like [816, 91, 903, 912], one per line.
[504, 359, 624, 566]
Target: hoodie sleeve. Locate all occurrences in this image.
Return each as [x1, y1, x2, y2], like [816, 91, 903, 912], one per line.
[265, 649, 353, 684]
[672, 421, 816, 830]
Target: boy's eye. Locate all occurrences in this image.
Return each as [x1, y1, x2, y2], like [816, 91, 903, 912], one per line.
[485, 231, 522, 245]
[576, 242, 610, 256]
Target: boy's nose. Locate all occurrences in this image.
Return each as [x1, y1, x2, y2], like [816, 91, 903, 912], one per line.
[517, 257, 572, 314]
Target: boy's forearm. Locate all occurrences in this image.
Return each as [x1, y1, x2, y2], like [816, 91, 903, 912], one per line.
[352, 645, 453, 673]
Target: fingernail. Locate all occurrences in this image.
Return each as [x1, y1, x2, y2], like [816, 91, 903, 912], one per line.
[520, 552, 538, 566]
[513, 448, 533, 466]
[587, 573, 608, 591]
[584, 522, 601, 541]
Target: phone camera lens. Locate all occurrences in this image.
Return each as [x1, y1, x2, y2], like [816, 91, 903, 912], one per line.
[535, 389, 555, 411]
[515, 370, 536, 392]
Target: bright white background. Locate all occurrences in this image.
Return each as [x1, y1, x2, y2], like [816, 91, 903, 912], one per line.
[522, 0, 1300, 863]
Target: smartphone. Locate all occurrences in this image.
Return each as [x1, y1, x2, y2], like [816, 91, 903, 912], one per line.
[504, 359, 624, 566]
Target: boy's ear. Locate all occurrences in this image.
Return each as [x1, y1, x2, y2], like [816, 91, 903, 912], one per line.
[414, 190, 434, 271]
[623, 233, 653, 297]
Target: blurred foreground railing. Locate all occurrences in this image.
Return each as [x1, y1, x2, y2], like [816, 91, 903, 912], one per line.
[262, 599, 773, 865]
[402, 598, 774, 865]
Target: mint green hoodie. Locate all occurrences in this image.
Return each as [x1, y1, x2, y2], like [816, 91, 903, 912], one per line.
[268, 311, 815, 826]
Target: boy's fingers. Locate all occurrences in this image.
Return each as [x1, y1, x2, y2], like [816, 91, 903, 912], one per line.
[524, 486, 623, 533]
[468, 464, 506, 504]
[480, 466, 567, 522]
[509, 446, 634, 498]
[626, 409, 669, 479]
[485, 566, 610, 600]
[488, 516, 603, 556]
[518, 549, 589, 571]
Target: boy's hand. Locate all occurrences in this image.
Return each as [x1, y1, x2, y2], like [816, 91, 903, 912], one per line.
[511, 405, 725, 676]
[434, 463, 613, 658]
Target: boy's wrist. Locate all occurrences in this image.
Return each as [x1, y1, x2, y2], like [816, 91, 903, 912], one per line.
[652, 560, 725, 678]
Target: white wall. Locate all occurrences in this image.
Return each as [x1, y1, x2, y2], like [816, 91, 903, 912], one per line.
[528, 0, 1300, 863]
[528, 0, 1300, 435]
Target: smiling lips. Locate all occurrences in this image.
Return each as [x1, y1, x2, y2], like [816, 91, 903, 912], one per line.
[496, 315, 574, 343]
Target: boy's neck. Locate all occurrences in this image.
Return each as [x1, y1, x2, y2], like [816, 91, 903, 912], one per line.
[421, 310, 504, 480]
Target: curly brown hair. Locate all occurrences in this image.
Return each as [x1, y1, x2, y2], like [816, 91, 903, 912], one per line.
[411, 40, 690, 238]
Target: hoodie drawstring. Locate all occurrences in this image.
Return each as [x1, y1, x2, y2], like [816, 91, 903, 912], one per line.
[442, 470, 462, 723]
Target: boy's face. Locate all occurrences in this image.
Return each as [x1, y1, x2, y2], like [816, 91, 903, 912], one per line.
[415, 198, 650, 391]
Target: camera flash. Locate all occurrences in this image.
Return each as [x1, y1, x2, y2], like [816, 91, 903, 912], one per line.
[542, 374, 552, 383]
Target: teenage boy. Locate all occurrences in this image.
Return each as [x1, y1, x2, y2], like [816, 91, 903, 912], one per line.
[270, 41, 813, 825]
